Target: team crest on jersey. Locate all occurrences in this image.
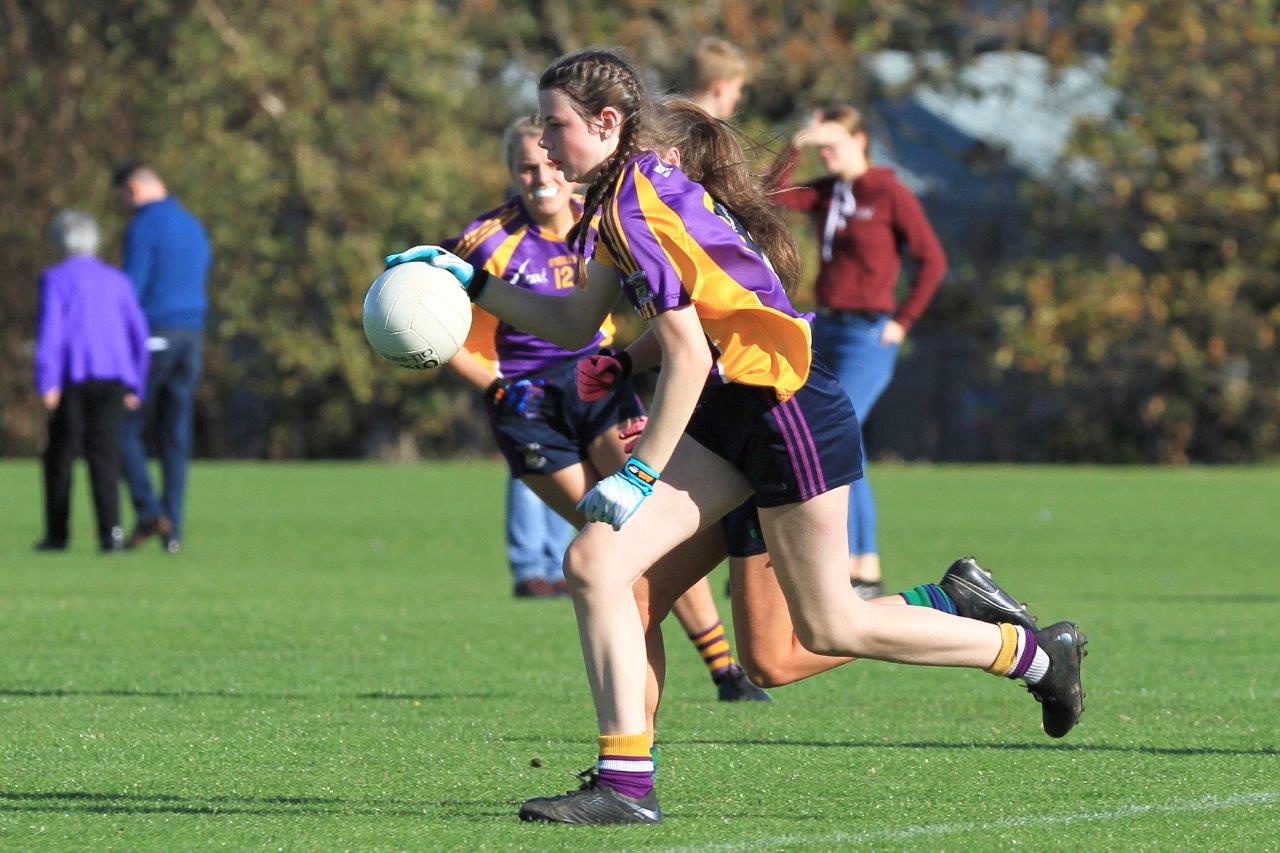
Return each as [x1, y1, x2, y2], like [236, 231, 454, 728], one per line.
[624, 270, 658, 320]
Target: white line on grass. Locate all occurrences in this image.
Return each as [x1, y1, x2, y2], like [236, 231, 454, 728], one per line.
[660, 790, 1280, 851]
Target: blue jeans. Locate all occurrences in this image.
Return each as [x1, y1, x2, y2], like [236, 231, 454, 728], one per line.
[812, 312, 899, 556]
[120, 327, 202, 539]
[506, 476, 574, 584]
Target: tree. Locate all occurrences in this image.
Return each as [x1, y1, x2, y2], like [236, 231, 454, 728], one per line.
[988, 0, 1280, 461]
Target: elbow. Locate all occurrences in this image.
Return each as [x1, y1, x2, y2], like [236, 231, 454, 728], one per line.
[663, 330, 713, 375]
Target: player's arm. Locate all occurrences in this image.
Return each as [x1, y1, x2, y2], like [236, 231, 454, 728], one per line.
[624, 304, 710, 472]
[384, 246, 617, 351]
[477, 258, 617, 350]
[575, 303, 709, 530]
[575, 323, 664, 402]
[622, 328, 662, 373]
[445, 346, 497, 394]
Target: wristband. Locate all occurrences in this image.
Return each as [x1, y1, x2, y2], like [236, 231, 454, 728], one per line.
[467, 268, 491, 302]
[484, 378, 507, 404]
[620, 455, 661, 496]
[612, 348, 634, 382]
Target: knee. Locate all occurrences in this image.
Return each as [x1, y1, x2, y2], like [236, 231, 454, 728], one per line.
[736, 651, 792, 689]
[561, 537, 628, 598]
[560, 540, 591, 595]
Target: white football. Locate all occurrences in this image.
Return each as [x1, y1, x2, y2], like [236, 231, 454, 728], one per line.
[363, 261, 472, 369]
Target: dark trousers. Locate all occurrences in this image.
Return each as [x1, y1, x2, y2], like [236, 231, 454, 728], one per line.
[120, 328, 202, 538]
[43, 380, 127, 545]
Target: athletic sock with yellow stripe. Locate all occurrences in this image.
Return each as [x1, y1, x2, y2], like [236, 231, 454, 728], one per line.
[985, 623, 1051, 685]
[597, 733, 654, 799]
[688, 620, 740, 682]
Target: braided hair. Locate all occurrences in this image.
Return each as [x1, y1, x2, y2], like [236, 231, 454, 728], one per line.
[539, 50, 802, 296]
[538, 49, 657, 259]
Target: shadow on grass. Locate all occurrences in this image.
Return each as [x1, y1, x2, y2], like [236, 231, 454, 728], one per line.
[0, 688, 497, 701]
[0, 790, 511, 819]
[497, 734, 1279, 758]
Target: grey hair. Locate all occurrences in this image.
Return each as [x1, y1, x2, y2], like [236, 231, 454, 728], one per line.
[49, 209, 101, 257]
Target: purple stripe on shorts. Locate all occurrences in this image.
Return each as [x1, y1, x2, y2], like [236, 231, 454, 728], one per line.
[775, 398, 824, 499]
[772, 400, 818, 499]
[1010, 627, 1038, 679]
[785, 397, 828, 495]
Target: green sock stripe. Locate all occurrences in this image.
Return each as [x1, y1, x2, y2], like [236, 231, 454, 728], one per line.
[902, 586, 931, 608]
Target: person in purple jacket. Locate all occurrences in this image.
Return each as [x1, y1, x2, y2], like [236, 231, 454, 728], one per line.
[34, 210, 150, 552]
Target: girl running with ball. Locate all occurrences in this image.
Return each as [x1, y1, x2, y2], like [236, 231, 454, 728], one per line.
[437, 114, 769, 702]
[387, 49, 1087, 825]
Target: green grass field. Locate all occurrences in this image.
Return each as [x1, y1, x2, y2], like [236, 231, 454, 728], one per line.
[1, 460, 1277, 849]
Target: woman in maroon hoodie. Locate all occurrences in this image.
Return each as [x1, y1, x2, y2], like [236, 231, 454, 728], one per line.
[768, 105, 947, 598]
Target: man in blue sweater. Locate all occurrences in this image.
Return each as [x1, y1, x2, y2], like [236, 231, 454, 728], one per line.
[113, 163, 212, 554]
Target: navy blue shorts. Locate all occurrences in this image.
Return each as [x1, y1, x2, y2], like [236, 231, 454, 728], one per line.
[722, 499, 767, 558]
[686, 356, 864, 509]
[486, 357, 646, 478]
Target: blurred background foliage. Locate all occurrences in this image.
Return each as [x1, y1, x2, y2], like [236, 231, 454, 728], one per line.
[1, 0, 1276, 462]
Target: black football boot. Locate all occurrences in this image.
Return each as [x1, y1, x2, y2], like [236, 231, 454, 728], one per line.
[518, 769, 662, 824]
[1027, 621, 1088, 738]
[939, 557, 1038, 630]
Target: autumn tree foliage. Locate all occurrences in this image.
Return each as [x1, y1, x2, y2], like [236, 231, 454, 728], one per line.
[989, 1, 1280, 461]
[2, 1, 1275, 461]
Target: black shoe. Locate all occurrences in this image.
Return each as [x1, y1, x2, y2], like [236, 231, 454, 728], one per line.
[939, 557, 1038, 630]
[1028, 621, 1087, 738]
[34, 538, 68, 552]
[851, 579, 884, 600]
[518, 769, 662, 824]
[127, 516, 172, 549]
[715, 665, 771, 702]
[99, 527, 125, 553]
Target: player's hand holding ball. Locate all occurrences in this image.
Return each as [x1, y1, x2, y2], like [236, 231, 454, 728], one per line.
[577, 457, 660, 531]
[363, 249, 474, 370]
[384, 244, 475, 286]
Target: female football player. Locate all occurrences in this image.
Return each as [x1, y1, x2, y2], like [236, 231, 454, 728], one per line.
[584, 100, 1040, 691]
[439, 115, 767, 701]
[387, 50, 1086, 825]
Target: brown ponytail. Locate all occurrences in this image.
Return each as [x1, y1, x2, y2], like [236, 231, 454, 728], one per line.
[657, 100, 804, 295]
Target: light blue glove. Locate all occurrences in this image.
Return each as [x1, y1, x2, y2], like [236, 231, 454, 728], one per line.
[577, 457, 661, 531]
[384, 245, 474, 288]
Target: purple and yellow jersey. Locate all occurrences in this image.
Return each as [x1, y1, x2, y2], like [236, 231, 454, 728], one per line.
[443, 197, 614, 377]
[593, 151, 814, 399]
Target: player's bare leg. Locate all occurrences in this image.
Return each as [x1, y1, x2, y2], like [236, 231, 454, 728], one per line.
[584, 427, 764, 701]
